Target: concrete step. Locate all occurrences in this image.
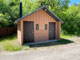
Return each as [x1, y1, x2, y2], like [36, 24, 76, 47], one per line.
[24, 40, 57, 45]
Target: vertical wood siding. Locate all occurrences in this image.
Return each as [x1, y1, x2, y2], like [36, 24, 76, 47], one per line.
[18, 9, 61, 45]
[17, 21, 22, 45]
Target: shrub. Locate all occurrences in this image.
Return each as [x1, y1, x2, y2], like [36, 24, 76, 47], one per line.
[59, 5, 80, 35]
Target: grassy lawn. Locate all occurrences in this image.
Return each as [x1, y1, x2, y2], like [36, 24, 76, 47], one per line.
[0, 34, 22, 51]
[61, 34, 76, 38]
[0, 34, 32, 52]
[0, 33, 76, 52]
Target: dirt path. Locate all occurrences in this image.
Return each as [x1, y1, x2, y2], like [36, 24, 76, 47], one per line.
[0, 37, 80, 60]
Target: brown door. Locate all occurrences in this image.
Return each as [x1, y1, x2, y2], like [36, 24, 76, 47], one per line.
[23, 21, 34, 43]
[49, 22, 55, 40]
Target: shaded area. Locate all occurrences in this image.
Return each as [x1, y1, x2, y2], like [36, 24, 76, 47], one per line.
[0, 34, 17, 42]
[29, 38, 74, 47]
[0, 27, 17, 37]
[57, 38, 74, 44]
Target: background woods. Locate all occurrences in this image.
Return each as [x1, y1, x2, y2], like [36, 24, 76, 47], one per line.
[0, 0, 80, 35]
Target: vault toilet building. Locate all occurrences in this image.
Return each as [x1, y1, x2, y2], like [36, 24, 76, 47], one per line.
[15, 6, 63, 45]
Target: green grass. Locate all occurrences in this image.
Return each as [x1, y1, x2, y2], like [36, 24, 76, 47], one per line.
[0, 34, 22, 51]
[3, 44, 22, 51]
[61, 34, 76, 38]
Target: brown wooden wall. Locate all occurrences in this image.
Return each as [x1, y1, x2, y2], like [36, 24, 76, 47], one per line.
[17, 9, 61, 45]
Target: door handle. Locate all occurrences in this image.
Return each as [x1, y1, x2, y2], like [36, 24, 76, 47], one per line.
[49, 31, 51, 32]
[32, 32, 34, 33]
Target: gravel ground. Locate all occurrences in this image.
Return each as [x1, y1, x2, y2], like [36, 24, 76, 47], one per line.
[0, 37, 80, 60]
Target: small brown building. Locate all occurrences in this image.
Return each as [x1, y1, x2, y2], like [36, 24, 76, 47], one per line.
[15, 7, 63, 45]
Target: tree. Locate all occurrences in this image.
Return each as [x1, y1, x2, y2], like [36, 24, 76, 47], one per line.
[0, 13, 10, 27]
[61, 5, 80, 34]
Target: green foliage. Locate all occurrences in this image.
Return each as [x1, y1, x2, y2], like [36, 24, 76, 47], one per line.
[22, 0, 40, 15]
[61, 5, 80, 34]
[0, 13, 9, 27]
[0, 0, 80, 34]
[0, 0, 19, 27]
